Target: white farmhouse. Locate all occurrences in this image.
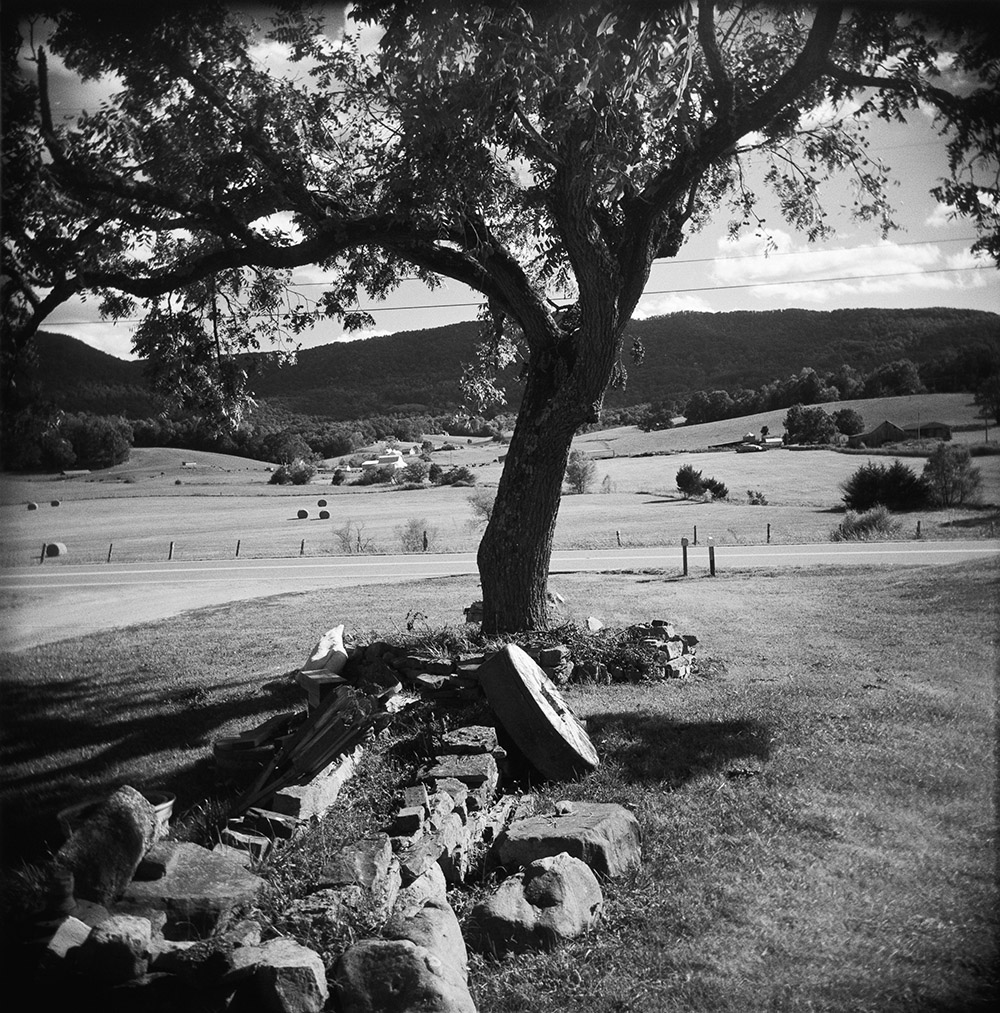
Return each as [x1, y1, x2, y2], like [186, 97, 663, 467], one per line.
[361, 449, 407, 472]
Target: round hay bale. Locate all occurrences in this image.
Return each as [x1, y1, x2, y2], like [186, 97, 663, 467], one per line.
[45, 542, 68, 557]
[317, 499, 328, 507]
[50, 500, 61, 507]
[297, 509, 309, 519]
[319, 510, 330, 520]
[26, 502, 38, 510]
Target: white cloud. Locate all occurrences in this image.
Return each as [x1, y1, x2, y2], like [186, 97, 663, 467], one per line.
[925, 202, 955, 228]
[709, 233, 985, 305]
[632, 293, 712, 319]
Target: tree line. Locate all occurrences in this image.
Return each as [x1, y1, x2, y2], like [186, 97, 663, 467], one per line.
[636, 343, 999, 431]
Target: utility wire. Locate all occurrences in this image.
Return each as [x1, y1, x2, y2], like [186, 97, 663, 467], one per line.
[46, 264, 994, 325]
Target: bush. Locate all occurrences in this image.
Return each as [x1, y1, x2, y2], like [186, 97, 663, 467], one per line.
[841, 459, 928, 511]
[400, 460, 429, 485]
[428, 463, 443, 483]
[676, 464, 705, 498]
[702, 476, 728, 500]
[356, 465, 397, 486]
[564, 450, 596, 494]
[437, 466, 476, 486]
[397, 518, 435, 552]
[831, 505, 901, 541]
[468, 487, 496, 523]
[922, 444, 982, 506]
[331, 469, 346, 485]
[269, 457, 316, 485]
[747, 489, 768, 505]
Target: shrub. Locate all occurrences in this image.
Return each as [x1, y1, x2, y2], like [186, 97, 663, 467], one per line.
[676, 464, 704, 497]
[400, 460, 429, 485]
[438, 466, 476, 486]
[831, 505, 901, 541]
[564, 450, 596, 494]
[922, 444, 982, 506]
[468, 487, 496, 523]
[397, 518, 435, 552]
[356, 466, 397, 486]
[331, 469, 346, 485]
[428, 463, 443, 483]
[841, 459, 928, 511]
[747, 489, 768, 505]
[269, 457, 315, 485]
[702, 476, 728, 500]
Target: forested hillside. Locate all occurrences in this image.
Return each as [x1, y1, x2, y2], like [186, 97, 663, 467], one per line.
[21, 307, 999, 421]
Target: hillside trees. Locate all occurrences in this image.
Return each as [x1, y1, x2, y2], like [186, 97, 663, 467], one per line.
[3, 4, 998, 631]
[783, 404, 837, 444]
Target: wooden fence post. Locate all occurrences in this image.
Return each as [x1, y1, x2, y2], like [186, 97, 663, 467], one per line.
[300, 539, 306, 556]
[708, 537, 716, 577]
[693, 525, 698, 545]
[107, 543, 114, 563]
[235, 539, 241, 558]
[681, 537, 689, 577]
[168, 541, 174, 561]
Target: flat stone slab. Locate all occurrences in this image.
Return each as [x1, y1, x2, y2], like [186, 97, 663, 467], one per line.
[119, 842, 265, 939]
[493, 802, 641, 878]
[420, 753, 498, 790]
[441, 725, 498, 755]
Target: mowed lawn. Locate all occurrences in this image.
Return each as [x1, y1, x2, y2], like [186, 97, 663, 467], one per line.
[2, 441, 998, 566]
[0, 560, 996, 1011]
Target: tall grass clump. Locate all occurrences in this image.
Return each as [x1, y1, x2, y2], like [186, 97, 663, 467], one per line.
[831, 505, 901, 541]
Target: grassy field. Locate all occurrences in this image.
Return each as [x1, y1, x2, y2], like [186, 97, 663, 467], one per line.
[574, 392, 992, 456]
[0, 560, 996, 1010]
[2, 435, 998, 566]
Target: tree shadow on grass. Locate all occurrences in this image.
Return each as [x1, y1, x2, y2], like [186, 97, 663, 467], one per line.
[585, 711, 773, 786]
[0, 665, 302, 865]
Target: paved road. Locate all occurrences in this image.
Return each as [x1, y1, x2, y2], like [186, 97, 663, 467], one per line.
[1, 541, 996, 653]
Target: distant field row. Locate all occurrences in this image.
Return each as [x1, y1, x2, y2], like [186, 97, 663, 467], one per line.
[2, 447, 997, 567]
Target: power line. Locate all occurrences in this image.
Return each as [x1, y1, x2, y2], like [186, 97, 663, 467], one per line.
[286, 236, 981, 288]
[44, 264, 994, 325]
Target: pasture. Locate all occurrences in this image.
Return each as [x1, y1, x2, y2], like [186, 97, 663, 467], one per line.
[1, 561, 996, 1010]
[574, 392, 992, 456]
[2, 435, 998, 567]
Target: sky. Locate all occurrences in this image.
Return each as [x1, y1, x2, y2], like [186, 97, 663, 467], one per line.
[22, 5, 1000, 361]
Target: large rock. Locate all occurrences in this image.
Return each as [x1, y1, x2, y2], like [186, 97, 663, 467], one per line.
[469, 852, 603, 955]
[493, 801, 641, 878]
[77, 913, 152, 984]
[384, 896, 468, 981]
[54, 786, 158, 905]
[119, 842, 265, 939]
[335, 938, 476, 1013]
[232, 938, 329, 1013]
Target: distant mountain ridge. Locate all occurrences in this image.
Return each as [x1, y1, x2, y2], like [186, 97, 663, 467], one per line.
[21, 306, 999, 421]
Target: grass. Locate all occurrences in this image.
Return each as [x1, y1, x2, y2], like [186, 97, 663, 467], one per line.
[2, 442, 997, 567]
[1, 562, 996, 1011]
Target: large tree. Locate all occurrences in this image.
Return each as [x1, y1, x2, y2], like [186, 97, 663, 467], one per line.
[2, 2, 997, 631]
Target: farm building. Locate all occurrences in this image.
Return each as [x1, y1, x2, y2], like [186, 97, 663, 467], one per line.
[847, 419, 953, 448]
[361, 449, 407, 471]
[847, 421, 907, 448]
[902, 421, 952, 441]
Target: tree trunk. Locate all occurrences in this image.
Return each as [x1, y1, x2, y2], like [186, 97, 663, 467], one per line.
[477, 357, 582, 634]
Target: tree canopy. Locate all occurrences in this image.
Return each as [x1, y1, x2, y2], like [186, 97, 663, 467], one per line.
[2, 1, 998, 630]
